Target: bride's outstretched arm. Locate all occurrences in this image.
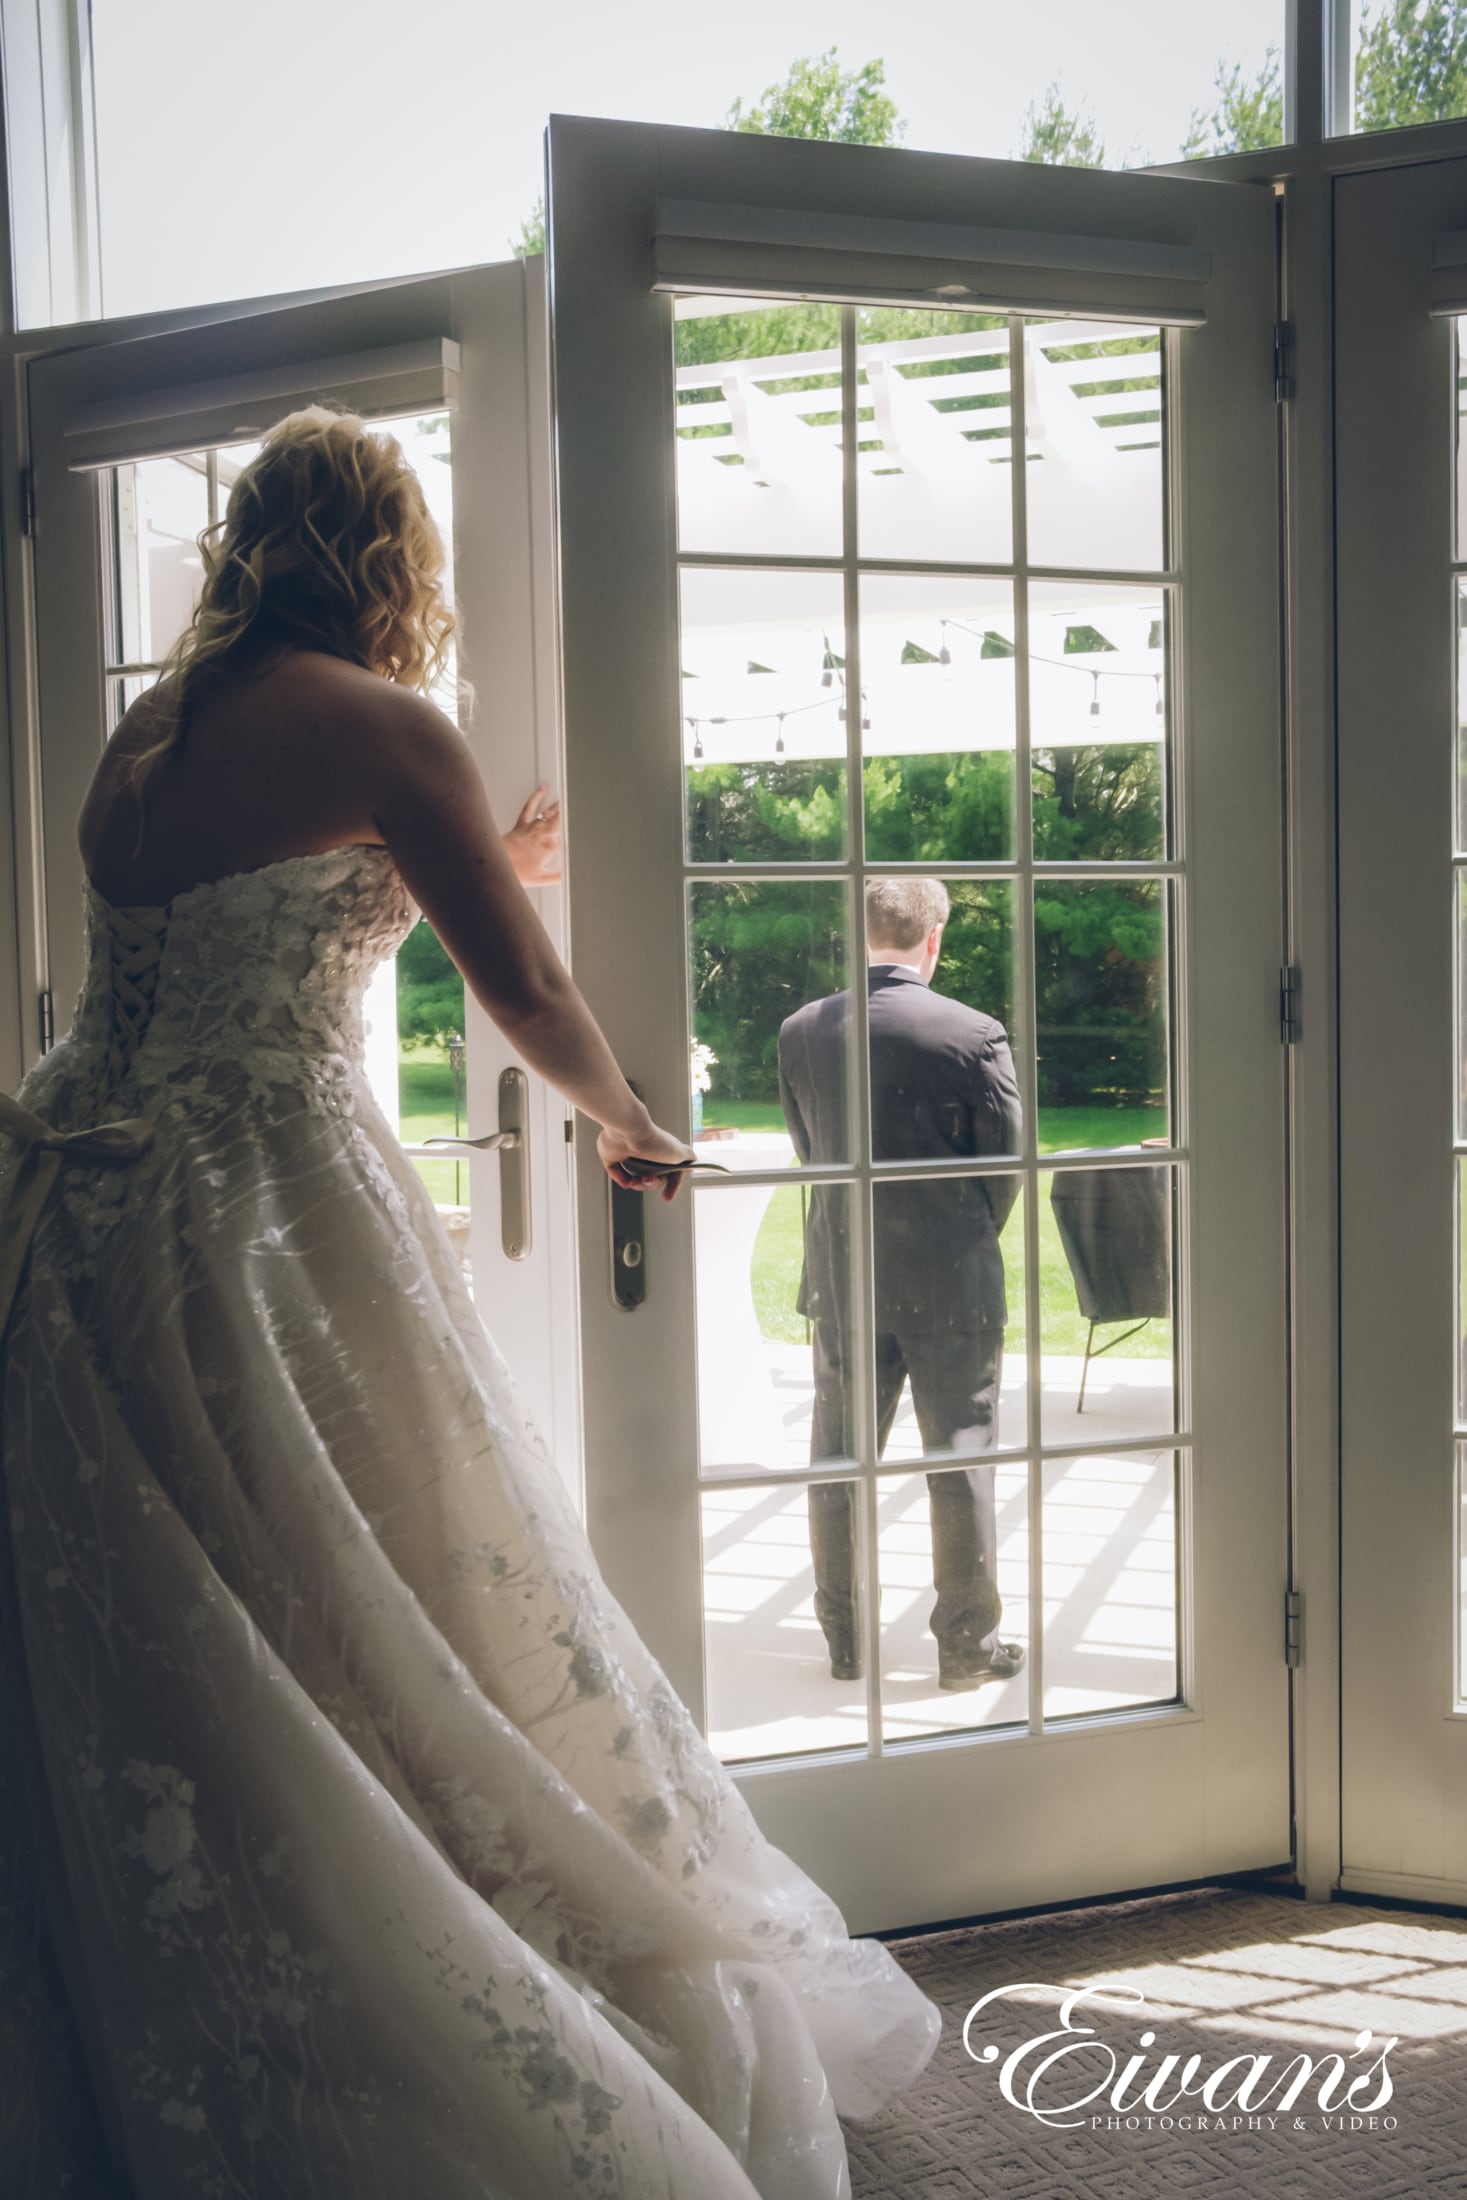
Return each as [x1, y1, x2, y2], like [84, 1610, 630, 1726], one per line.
[356, 692, 692, 1199]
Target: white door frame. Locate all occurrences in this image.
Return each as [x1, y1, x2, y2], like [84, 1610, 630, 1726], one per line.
[1334, 151, 1467, 1907]
[1147, 117, 1467, 1915]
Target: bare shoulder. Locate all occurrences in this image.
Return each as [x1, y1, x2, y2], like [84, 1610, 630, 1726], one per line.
[82, 653, 468, 878]
[340, 674, 472, 787]
[257, 652, 451, 767]
[290, 669, 493, 876]
[238, 655, 475, 836]
[327, 678, 493, 853]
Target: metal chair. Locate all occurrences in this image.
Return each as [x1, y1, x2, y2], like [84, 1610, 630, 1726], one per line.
[1049, 1157, 1171, 1411]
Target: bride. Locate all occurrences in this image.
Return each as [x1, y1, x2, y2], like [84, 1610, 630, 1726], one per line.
[0, 405, 939, 2198]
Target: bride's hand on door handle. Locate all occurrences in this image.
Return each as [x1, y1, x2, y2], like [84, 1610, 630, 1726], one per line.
[596, 1119, 696, 1201]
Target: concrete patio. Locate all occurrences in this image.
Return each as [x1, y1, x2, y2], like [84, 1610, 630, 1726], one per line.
[701, 1350, 1179, 1763]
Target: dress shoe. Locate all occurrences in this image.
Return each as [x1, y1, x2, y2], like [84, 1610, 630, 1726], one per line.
[937, 1639, 1026, 1692]
[827, 1648, 863, 1682]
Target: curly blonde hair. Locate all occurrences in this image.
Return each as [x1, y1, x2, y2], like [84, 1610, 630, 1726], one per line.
[122, 402, 460, 853]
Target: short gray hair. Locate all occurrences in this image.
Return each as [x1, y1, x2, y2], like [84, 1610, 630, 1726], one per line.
[865, 877, 951, 952]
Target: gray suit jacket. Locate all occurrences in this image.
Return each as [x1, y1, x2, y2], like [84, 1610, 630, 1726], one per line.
[777, 965, 1023, 1336]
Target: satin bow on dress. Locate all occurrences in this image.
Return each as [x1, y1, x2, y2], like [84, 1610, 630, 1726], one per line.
[0, 1089, 156, 1344]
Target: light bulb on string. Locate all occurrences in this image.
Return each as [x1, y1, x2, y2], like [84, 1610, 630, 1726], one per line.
[1154, 676, 1164, 720]
[774, 712, 786, 757]
[821, 633, 836, 689]
[689, 717, 704, 761]
[938, 620, 952, 668]
[1089, 673, 1102, 721]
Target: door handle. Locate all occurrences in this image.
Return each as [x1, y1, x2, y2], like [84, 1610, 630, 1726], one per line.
[423, 1066, 531, 1260]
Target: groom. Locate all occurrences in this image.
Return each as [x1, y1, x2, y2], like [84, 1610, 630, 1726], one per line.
[777, 878, 1026, 1692]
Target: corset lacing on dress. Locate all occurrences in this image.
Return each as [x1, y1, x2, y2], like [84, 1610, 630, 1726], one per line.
[99, 900, 169, 1099]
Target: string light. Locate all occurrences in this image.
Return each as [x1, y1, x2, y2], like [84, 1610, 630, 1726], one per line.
[938, 615, 1167, 710]
[682, 610, 1164, 760]
[682, 692, 842, 754]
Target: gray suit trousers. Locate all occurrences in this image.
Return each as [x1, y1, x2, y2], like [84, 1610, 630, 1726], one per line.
[808, 1318, 1006, 1661]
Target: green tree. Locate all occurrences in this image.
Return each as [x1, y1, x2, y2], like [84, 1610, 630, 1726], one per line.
[726, 47, 903, 146]
[1355, 0, 1467, 130]
[511, 196, 546, 259]
[1029, 749, 1166, 1105]
[690, 881, 846, 1102]
[687, 743, 1167, 1113]
[1018, 84, 1107, 168]
[1182, 48, 1284, 157]
[396, 919, 466, 1047]
[512, 50, 900, 274]
[671, 62, 909, 419]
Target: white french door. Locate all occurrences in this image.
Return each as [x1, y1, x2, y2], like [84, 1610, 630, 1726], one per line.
[548, 119, 1292, 1929]
[1336, 154, 1467, 1905]
[24, 261, 581, 1493]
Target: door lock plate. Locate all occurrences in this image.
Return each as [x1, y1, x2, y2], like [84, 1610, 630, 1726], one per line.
[497, 1067, 530, 1260]
[610, 1179, 645, 1309]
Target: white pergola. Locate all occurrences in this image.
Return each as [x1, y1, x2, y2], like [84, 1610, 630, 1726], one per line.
[676, 312, 1167, 768]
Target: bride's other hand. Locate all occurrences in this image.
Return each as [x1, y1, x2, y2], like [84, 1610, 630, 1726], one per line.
[503, 786, 562, 886]
[597, 1120, 696, 1203]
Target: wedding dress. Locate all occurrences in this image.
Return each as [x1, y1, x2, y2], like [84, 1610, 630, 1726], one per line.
[0, 840, 939, 2199]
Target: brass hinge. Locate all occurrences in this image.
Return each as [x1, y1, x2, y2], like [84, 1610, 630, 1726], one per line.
[38, 986, 54, 1053]
[1280, 965, 1301, 1045]
[1274, 321, 1294, 403]
[1285, 1588, 1302, 1668]
[19, 467, 35, 538]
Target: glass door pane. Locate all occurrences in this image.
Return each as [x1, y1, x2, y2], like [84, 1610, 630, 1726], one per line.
[676, 296, 1184, 1765]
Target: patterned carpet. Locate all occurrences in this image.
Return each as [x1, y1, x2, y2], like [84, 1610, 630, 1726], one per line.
[846, 1884, 1467, 2197]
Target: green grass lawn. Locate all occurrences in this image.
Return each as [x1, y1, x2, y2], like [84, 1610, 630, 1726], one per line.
[399, 1045, 466, 1206]
[704, 1098, 1170, 1357]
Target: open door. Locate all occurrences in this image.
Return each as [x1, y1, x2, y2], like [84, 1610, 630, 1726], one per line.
[25, 259, 581, 1496]
[549, 116, 1290, 1930]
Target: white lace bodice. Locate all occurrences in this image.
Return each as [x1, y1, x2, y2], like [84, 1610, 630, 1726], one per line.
[66, 843, 419, 1101]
